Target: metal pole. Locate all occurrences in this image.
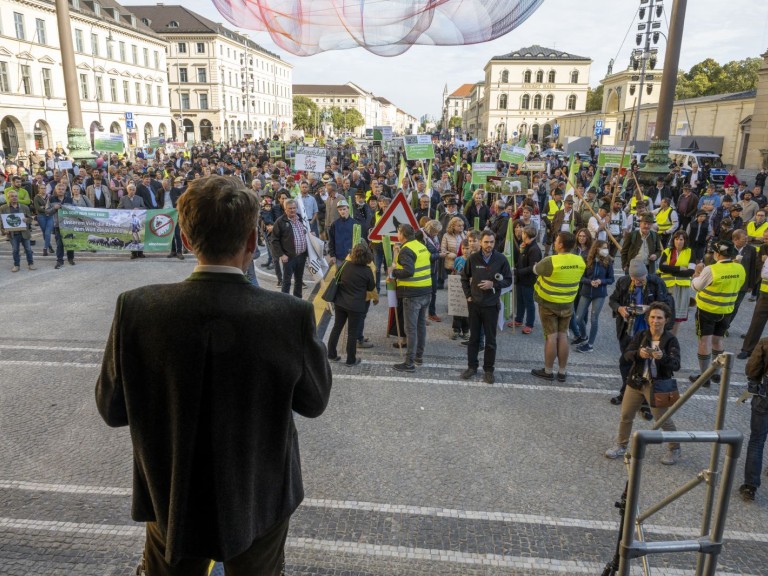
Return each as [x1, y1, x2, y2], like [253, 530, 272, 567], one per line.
[618, 433, 647, 576]
[631, 0, 655, 148]
[654, 0, 687, 142]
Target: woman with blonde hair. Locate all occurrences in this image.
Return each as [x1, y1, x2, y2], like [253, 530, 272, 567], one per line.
[440, 216, 466, 274]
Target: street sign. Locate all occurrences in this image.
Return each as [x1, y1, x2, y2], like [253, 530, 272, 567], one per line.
[125, 120, 135, 129]
[595, 120, 604, 128]
[553, 123, 560, 137]
[368, 192, 420, 242]
[595, 128, 603, 136]
[125, 112, 134, 120]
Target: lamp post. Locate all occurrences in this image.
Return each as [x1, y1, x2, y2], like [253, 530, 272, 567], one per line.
[630, 0, 662, 149]
[54, 0, 94, 161]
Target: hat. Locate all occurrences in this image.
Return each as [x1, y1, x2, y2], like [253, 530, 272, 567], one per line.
[587, 187, 597, 194]
[321, 174, 332, 183]
[564, 196, 575, 204]
[553, 188, 563, 196]
[628, 259, 648, 278]
[696, 209, 708, 218]
[336, 199, 349, 208]
[262, 190, 274, 198]
[713, 239, 738, 258]
[730, 204, 743, 212]
[354, 189, 365, 196]
[444, 197, 457, 206]
[441, 190, 455, 198]
[599, 201, 611, 211]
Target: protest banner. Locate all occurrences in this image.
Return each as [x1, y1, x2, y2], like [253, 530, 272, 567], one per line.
[148, 136, 165, 148]
[499, 144, 527, 165]
[294, 146, 327, 172]
[59, 207, 178, 252]
[403, 134, 435, 160]
[470, 162, 497, 185]
[1, 212, 29, 232]
[94, 133, 125, 154]
[269, 140, 283, 158]
[598, 145, 633, 169]
[373, 126, 393, 141]
[447, 274, 468, 317]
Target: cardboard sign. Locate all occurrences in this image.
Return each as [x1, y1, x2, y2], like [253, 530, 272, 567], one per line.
[447, 274, 468, 317]
[598, 145, 633, 169]
[1, 212, 28, 232]
[367, 192, 420, 242]
[521, 161, 545, 172]
[294, 146, 326, 172]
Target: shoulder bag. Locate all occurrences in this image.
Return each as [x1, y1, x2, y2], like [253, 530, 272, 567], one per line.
[321, 262, 347, 303]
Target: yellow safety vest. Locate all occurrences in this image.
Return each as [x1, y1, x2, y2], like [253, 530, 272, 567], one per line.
[762, 278, 768, 294]
[746, 221, 768, 241]
[395, 239, 432, 289]
[629, 195, 651, 215]
[659, 247, 692, 289]
[547, 199, 561, 217]
[656, 207, 674, 233]
[370, 211, 383, 245]
[695, 261, 746, 315]
[534, 253, 586, 304]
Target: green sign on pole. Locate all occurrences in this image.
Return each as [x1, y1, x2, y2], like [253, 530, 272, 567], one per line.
[269, 141, 283, 158]
[470, 162, 497, 185]
[499, 144, 527, 165]
[403, 134, 435, 160]
[93, 134, 125, 153]
[598, 145, 633, 169]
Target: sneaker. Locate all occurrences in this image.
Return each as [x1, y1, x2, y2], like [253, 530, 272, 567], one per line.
[483, 371, 494, 384]
[11, 266, 19, 272]
[276, 280, 282, 287]
[640, 406, 653, 421]
[43, 249, 48, 256]
[55, 262, 63, 269]
[414, 357, 424, 366]
[462, 333, 470, 341]
[357, 340, 374, 349]
[392, 340, 407, 349]
[610, 394, 624, 406]
[576, 343, 594, 353]
[739, 484, 756, 502]
[748, 296, 757, 302]
[461, 368, 477, 380]
[393, 362, 416, 373]
[427, 315, 442, 322]
[460, 340, 469, 347]
[605, 444, 627, 459]
[344, 359, 361, 367]
[328, 355, 341, 361]
[737, 351, 750, 360]
[531, 368, 554, 381]
[28, 264, 37, 270]
[522, 326, 532, 334]
[176, 253, 185, 260]
[260, 262, 272, 268]
[689, 374, 711, 388]
[68, 259, 76, 265]
[167, 253, 177, 258]
[660, 447, 681, 465]
[450, 332, 460, 341]
[557, 373, 567, 383]
[571, 335, 588, 345]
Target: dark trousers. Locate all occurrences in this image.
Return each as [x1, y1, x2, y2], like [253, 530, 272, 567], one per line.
[170, 225, 183, 254]
[743, 294, 768, 354]
[143, 517, 288, 576]
[281, 252, 307, 297]
[327, 305, 363, 364]
[467, 301, 499, 371]
[428, 269, 438, 316]
[515, 284, 535, 327]
[372, 243, 385, 292]
[745, 398, 768, 489]
[54, 227, 75, 264]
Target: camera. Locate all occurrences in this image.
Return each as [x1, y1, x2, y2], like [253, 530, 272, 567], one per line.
[626, 304, 645, 316]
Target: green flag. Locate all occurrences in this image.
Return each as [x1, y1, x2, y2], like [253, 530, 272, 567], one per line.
[453, 152, 461, 186]
[353, 223, 361, 246]
[519, 132, 526, 147]
[476, 146, 482, 163]
[426, 159, 433, 190]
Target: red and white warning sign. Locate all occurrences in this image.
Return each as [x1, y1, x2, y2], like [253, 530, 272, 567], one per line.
[368, 192, 420, 242]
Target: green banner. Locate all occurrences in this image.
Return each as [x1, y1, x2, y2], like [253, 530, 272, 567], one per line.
[59, 207, 178, 252]
[499, 144, 526, 165]
[93, 134, 125, 153]
[598, 145, 633, 169]
[403, 135, 435, 160]
[471, 162, 497, 185]
[269, 141, 283, 158]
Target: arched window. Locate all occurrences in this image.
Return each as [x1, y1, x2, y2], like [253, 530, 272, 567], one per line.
[533, 94, 542, 110]
[548, 70, 556, 83]
[545, 94, 554, 110]
[523, 69, 531, 83]
[535, 69, 543, 83]
[521, 94, 530, 109]
[499, 94, 508, 109]
[570, 70, 579, 84]
[501, 70, 509, 83]
[567, 94, 577, 110]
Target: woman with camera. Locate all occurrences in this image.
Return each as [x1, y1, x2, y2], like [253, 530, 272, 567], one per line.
[605, 301, 682, 465]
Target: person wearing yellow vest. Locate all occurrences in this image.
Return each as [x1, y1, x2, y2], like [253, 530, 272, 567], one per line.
[653, 197, 679, 248]
[690, 240, 746, 386]
[628, 190, 652, 215]
[531, 231, 586, 382]
[543, 188, 564, 256]
[746, 210, 768, 244]
[740, 256, 768, 360]
[389, 224, 433, 373]
[657, 230, 695, 336]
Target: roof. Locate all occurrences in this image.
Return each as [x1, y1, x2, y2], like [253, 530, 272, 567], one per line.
[492, 45, 590, 61]
[449, 84, 475, 98]
[293, 85, 361, 96]
[638, 89, 756, 110]
[128, 5, 282, 60]
[374, 96, 393, 105]
[47, 0, 165, 42]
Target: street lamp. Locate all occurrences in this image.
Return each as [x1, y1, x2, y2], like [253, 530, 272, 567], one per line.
[630, 0, 664, 148]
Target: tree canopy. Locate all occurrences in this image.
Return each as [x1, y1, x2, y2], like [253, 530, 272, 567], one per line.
[586, 85, 604, 112]
[675, 57, 760, 100]
[329, 106, 364, 131]
[292, 96, 319, 132]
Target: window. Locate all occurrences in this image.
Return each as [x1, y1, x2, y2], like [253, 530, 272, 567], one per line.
[154, 51, 160, 70]
[196, 42, 205, 54]
[179, 67, 188, 82]
[41, 68, 52, 98]
[119, 41, 126, 62]
[110, 78, 117, 102]
[96, 76, 104, 101]
[36, 19, 46, 44]
[14, 13, 25, 40]
[548, 70, 556, 83]
[533, 94, 542, 109]
[0, 62, 8, 92]
[135, 82, 141, 104]
[156, 85, 162, 106]
[75, 29, 84, 52]
[93, 1, 101, 17]
[145, 83, 152, 105]
[177, 42, 187, 54]
[123, 80, 130, 103]
[521, 94, 530, 109]
[199, 93, 208, 109]
[567, 94, 577, 110]
[197, 68, 207, 83]
[500, 70, 509, 83]
[106, 39, 113, 60]
[570, 70, 579, 84]
[91, 33, 98, 56]
[168, 20, 179, 28]
[79, 73, 89, 99]
[523, 70, 531, 83]
[545, 94, 554, 110]
[499, 94, 507, 109]
[535, 70, 543, 83]
[131, 45, 138, 64]
[180, 92, 190, 110]
[143, 48, 149, 68]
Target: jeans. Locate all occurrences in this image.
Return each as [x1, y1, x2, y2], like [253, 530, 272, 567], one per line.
[568, 294, 581, 336]
[281, 252, 307, 297]
[402, 293, 430, 365]
[36, 214, 54, 249]
[245, 260, 260, 287]
[428, 269, 438, 316]
[744, 396, 768, 488]
[327, 305, 363, 364]
[372, 243, 385, 292]
[468, 302, 499, 371]
[170, 224, 183, 254]
[10, 233, 34, 266]
[54, 227, 75, 264]
[514, 284, 535, 327]
[574, 295, 606, 346]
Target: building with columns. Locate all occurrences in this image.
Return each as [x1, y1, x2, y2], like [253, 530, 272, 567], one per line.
[129, 4, 293, 143]
[0, 0, 172, 157]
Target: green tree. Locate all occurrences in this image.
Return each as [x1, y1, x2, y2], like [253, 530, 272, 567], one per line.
[586, 84, 604, 112]
[292, 96, 318, 133]
[675, 57, 760, 99]
[448, 116, 463, 129]
[329, 106, 364, 132]
[717, 57, 761, 93]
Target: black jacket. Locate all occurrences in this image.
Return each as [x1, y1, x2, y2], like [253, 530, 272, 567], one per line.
[516, 241, 542, 287]
[95, 272, 332, 565]
[335, 262, 375, 313]
[461, 250, 513, 307]
[608, 274, 675, 345]
[625, 329, 681, 383]
[737, 243, 759, 292]
[271, 214, 305, 259]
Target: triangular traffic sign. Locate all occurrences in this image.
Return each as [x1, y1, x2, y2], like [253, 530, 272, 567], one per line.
[368, 192, 420, 241]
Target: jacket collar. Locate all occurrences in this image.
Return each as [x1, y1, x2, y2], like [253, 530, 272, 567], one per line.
[186, 271, 250, 284]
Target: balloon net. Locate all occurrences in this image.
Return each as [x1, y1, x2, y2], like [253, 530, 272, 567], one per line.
[211, 0, 545, 57]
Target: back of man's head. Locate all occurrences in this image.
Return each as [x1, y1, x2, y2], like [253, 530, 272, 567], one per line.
[178, 176, 259, 261]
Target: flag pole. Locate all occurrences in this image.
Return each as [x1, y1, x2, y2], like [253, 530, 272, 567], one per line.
[609, 99, 636, 208]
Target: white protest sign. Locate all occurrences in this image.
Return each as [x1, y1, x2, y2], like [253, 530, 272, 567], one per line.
[294, 146, 326, 172]
[1, 212, 28, 232]
[447, 274, 468, 317]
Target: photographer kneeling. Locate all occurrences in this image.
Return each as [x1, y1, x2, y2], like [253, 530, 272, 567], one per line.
[605, 302, 682, 465]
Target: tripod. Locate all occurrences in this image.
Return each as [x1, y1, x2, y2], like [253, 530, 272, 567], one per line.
[602, 480, 628, 576]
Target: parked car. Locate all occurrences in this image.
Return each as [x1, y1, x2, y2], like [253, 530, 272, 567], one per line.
[669, 149, 727, 186]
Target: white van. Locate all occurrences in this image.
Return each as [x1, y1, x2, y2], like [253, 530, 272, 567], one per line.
[669, 149, 727, 186]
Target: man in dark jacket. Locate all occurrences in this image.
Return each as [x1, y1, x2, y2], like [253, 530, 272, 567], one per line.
[621, 214, 663, 273]
[96, 175, 332, 575]
[460, 229, 513, 384]
[327, 199, 355, 264]
[271, 198, 309, 298]
[739, 337, 768, 501]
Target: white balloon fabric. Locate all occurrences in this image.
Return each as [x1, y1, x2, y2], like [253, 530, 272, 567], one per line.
[210, 0, 545, 57]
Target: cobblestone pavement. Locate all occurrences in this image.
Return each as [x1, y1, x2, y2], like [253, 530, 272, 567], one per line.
[1, 240, 767, 575]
